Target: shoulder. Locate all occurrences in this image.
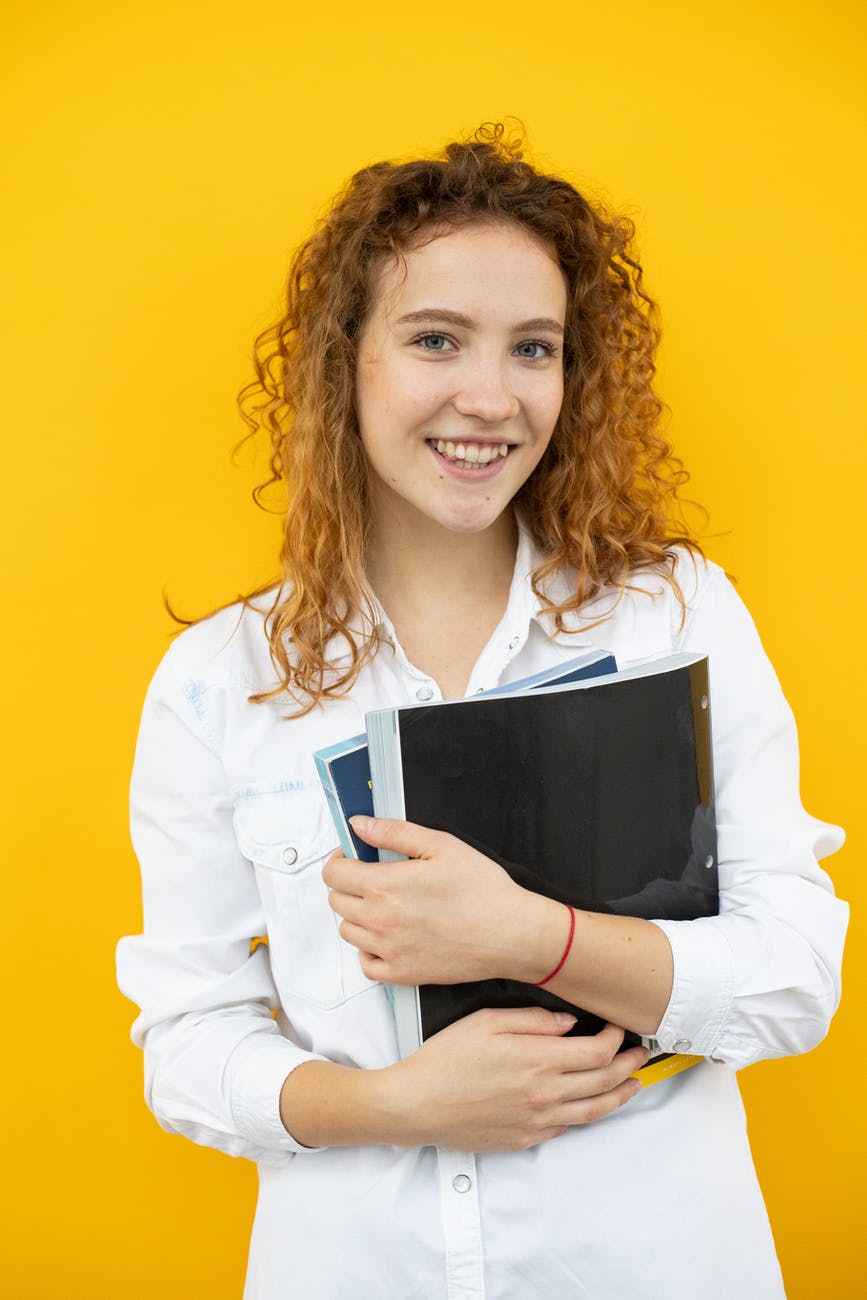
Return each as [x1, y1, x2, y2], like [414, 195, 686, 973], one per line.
[133, 594, 288, 767]
[149, 592, 279, 699]
[135, 591, 366, 786]
[620, 545, 724, 619]
[659, 547, 729, 646]
[546, 547, 729, 661]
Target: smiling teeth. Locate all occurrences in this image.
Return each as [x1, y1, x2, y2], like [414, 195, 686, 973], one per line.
[434, 440, 509, 466]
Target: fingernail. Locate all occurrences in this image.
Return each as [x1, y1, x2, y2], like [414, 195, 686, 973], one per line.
[629, 1077, 643, 1094]
[554, 1013, 577, 1028]
[350, 815, 373, 832]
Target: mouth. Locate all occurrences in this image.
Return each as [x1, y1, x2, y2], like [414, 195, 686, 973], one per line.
[427, 438, 514, 470]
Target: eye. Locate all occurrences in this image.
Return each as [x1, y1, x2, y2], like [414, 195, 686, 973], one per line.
[413, 332, 457, 352]
[514, 339, 558, 361]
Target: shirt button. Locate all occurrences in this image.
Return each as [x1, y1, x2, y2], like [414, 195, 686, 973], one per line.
[452, 1174, 472, 1193]
[508, 635, 520, 650]
[416, 685, 435, 701]
[672, 1039, 692, 1053]
[281, 847, 298, 867]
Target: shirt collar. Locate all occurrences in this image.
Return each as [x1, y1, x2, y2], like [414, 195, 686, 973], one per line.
[513, 512, 599, 648]
[322, 511, 613, 669]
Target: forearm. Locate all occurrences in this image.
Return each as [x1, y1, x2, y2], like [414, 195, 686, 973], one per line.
[130, 999, 326, 1162]
[511, 890, 674, 1036]
[282, 1011, 648, 1152]
[280, 1060, 409, 1149]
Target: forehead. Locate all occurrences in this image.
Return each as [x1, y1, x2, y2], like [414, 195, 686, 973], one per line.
[366, 221, 567, 323]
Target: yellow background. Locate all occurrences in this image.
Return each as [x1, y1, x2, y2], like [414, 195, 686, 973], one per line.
[3, 2, 864, 1295]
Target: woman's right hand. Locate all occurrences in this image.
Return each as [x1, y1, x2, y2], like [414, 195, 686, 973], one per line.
[380, 1009, 648, 1152]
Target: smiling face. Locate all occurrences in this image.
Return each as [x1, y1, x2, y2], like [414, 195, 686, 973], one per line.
[355, 221, 568, 539]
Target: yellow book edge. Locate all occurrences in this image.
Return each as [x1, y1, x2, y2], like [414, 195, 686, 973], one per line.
[633, 1053, 703, 1087]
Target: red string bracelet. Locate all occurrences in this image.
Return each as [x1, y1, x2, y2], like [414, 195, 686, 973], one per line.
[535, 904, 576, 987]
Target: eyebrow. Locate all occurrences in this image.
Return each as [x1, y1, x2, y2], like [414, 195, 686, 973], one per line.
[395, 309, 564, 335]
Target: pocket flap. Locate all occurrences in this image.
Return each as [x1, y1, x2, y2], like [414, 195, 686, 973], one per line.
[233, 784, 335, 874]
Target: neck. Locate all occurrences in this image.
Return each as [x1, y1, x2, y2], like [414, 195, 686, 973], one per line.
[364, 503, 519, 699]
[364, 501, 518, 618]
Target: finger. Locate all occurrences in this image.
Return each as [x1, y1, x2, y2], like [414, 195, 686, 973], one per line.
[337, 917, 379, 956]
[595, 1021, 627, 1046]
[322, 853, 369, 895]
[557, 1075, 643, 1127]
[358, 950, 389, 980]
[584, 1022, 627, 1063]
[548, 1033, 646, 1077]
[545, 1020, 626, 1067]
[487, 1032, 647, 1084]
[326, 889, 367, 924]
[466, 1006, 580, 1037]
[476, 1008, 626, 1052]
[560, 1042, 651, 1090]
[348, 815, 445, 859]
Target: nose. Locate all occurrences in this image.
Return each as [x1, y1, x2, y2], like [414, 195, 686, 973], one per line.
[452, 358, 520, 423]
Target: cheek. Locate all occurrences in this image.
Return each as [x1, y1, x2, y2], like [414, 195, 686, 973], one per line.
[394, 371, 449, 417]
[532, 380, 565, 435]
[358, 366, 442, 433]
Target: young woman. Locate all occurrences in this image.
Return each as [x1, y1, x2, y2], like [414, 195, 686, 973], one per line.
[117, 126, 848, 1299]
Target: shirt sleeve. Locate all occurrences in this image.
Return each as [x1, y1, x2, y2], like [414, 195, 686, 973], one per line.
[116, 640, 327, 1164]
[649, 566, 849, 1068]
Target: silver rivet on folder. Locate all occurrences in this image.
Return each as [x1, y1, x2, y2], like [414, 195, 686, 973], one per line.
[705, 854, 714, 869]
[452, 1174, 472, 1193]
[700, 695, 708, 709]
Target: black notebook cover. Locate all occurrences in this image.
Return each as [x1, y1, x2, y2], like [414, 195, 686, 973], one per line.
[367, 656, 717, 1045]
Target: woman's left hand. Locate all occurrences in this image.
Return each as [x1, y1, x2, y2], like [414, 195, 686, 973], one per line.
[322, 815, 560, 986]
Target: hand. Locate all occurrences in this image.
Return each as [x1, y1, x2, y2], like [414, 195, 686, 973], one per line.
[383, 1010, 649, 1151]
[323, 816, 560, 985]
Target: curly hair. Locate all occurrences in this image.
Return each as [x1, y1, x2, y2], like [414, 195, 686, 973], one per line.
[235, 122, 703, 711]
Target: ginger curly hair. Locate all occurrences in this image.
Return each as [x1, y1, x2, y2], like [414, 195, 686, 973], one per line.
[235, 123, 702, 710]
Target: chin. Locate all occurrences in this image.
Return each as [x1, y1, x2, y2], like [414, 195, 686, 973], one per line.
[436, 505, 510, 535]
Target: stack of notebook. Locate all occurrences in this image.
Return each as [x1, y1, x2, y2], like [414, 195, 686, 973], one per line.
[316, 651, 718, 1084]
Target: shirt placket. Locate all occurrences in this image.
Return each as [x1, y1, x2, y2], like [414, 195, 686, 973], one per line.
[437, 1148, 485, 1299]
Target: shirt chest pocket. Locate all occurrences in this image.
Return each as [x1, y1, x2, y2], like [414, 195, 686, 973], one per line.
[233, 784, 377, 1010]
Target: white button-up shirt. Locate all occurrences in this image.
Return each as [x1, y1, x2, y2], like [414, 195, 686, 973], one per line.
[117, 525, 848, 1300]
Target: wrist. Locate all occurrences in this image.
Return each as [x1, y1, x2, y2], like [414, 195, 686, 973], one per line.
[369, 1058, 432, 1147]
[504, 888, 570, 984]
[280, 1060, 417, 1149]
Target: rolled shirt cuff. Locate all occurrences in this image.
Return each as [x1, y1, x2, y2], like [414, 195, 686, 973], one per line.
[228, 1031, 330, 1158]
[648, 917, 735, 1059]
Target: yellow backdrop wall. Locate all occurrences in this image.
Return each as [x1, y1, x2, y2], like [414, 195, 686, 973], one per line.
[3, 1, 864, 1295]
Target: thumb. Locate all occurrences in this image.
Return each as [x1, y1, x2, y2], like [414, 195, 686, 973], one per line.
[349, 815, 441, 859]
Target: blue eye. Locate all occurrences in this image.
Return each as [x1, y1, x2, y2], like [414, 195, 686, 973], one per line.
[416, 332, 455, 351]
[515, 340, 555, 360]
